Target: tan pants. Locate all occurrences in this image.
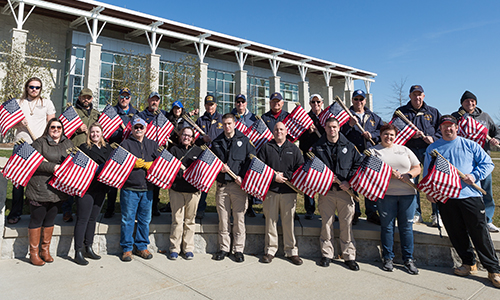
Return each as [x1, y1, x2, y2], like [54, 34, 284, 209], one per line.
[169, 190, 201, 253]
[318, 189, 356, 260]
[215, 182, 248, 253]
[263, 192, 298, 257]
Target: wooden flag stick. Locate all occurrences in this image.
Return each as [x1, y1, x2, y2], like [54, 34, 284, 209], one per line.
[182, 113, 208, 137]
[334, 96, 375, 145]
[200, 144, 238, 181]
[249, 153, 302, 194]
[394, 110, 430, 141]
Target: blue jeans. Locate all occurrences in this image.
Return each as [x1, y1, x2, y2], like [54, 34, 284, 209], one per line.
[410, 147, 437, 216]
[120, 189, 153, 252]
[481, 173, 495, 223]
[378, 195, 416, 261]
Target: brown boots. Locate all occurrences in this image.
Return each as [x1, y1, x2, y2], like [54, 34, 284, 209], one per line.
[28, 227, 55, 266]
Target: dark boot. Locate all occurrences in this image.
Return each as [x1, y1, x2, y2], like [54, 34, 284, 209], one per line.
[28, 228, 45, 266]
[40, 227, 54, 262]
[74, 248, 89, 265]
[85, 245, 101, 260]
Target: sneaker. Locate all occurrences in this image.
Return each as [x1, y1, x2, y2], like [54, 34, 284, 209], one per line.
[133, 248, 153, 259]
[413, 214, 423, 224]
[431, 214, 442, 227]
[487, 223, 500, 233]
[121, 251, 132, 262]
[454, 264, 478, 276]
[169, 252, 178, 260]
[184, 252, 194, 260]
[488, 273, 500, 288]
[404, 259, 419, 275]
[382, 258, 394, 272]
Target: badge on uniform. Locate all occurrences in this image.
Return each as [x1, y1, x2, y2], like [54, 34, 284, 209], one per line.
[342, 147, 347, 154]
[237, 141, 242, 147]
[211, 120, 217, 125]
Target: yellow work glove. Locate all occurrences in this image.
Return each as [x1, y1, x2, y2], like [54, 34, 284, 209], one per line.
[143, 161, 153, 170]
[134, 158, 145, 169]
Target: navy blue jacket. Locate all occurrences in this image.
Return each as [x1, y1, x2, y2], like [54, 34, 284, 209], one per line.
[395, 101, 442, 150]
[120, 136, 158, 191]
[231, 108, 257, 128]
[261, 109, 289, 131]
[108, 104, 138, 144]
[341, 107, 383, 152]
[195, 111, 223, 145]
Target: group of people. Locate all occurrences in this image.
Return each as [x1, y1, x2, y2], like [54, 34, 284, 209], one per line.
[4, 77, 500, 288]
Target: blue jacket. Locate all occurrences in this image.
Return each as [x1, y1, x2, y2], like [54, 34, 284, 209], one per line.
[261, 109, 289, 131]
[137, 108, 167, 124]
[195, 111, 223, 144]
[341, 107, 383, 152]
[231, 108, 257, 128]
[395, 101, 442, 150]
[109, 104, 138, 144]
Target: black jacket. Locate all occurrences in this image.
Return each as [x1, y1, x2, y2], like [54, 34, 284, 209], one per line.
[257, 139, 304, 194]
[120, 136, 158, 191]
[211, 130, 255, 184]
[170, 144, 203, 193]
[312, 134, 363, 191]
[79, 142, 113, 194]
[298, 110, 325, 153]
[108, 104, 138, 144]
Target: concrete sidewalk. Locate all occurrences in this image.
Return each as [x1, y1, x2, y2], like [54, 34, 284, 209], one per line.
[0, 253, 498, 300]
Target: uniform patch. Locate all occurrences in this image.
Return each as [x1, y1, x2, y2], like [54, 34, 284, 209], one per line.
[237, 141, 242, 147]
[342, 147, 347, 154]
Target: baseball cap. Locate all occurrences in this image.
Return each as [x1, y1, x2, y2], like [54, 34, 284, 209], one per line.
[132, 117, 147, 127]
[439, 115, 457, 126]
[148, 92, 161, 100]
[270, 92, 283, 101]
[309, 94, 323, 102]
[119, 87, 131, 95]
[205, 94, 216, 104]
[409, 85, 424, 94]
[80, 88, 93, 97]
[352, 90, 366, 99]
[235, 94, 246, 102]
[172, 101, 183, 109]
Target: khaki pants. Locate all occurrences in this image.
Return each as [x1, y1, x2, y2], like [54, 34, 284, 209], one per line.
[169, 190, 201, 253]
[318, 189, 356, 260]
[263, 191, 298, 256]
[215, 182, 248, 253]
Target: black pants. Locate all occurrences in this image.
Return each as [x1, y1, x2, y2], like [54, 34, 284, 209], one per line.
[438, 197, 500, 273]
[153, 185, 160, 211]
[105, 187, 118, 214]
[29, 202, 61, 229]
[74, 190, 106, 250]
[8, 185, 24, 219]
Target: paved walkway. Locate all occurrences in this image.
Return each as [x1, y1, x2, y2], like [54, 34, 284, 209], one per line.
[0, 253, 498, 299]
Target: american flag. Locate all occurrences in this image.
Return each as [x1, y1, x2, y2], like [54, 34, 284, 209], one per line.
[146, 148, 182, 189]
[349, 154, 392, 200]
[0, 98, 24, 137]
[97, 146, 137, 189]
[458, 113, 488, 147]
[417, 154, 461, 203]
[318, 101, 350, 127]
[291, 156, 335, 198]
[235, 118, 249, 134]
[48, 150, 98, 197]
[145, 113, 174, 146]
[122, 120, 132, 141]
[389, 116, 416, 145]
[98, 105, 123, 141]
[183, 149, 223, 193]
[241, 157, 274, 201]
[59, 106, 83, 138]
[246, 118, 273, 152]
[1, 141, 44, 187]
[283, 105, 314, 142]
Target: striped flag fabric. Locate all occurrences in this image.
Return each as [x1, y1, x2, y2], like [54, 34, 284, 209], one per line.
[291, 156, 335, 198]
[98, 105, 123, 141]
[349, 154, 392, 200]
[241, 157, 274, 201]
[235, 118, 249, 134]
[389, 116, 416, 145]
[246, 118, 273, 152]
[59, 106, 83, 138]
[457, 113, 488, 147]
[146, 148, 182, 189]
[145, 113, 174, 146]
[0, 98, 25, 137]
[122, 120, 133, 141]
[97, 146, 137, 189]
[48, 150, 98, 197]
[417, 154, 462, 203]
[318, 101, 350, 127]
[283, 105, 314, 142]
[1, 141, 44, 187]
[183, 149, 223, 193]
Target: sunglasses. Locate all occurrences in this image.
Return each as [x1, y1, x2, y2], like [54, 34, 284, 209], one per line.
[352, 98, 365, 102]
[310, 100, 322, 104]
[50, 125, 62, 130]
[120, 95, 130, 99]
[236, 101, 246, 104]
[29, 86, 41, 90]
[134, 126, 144, 130]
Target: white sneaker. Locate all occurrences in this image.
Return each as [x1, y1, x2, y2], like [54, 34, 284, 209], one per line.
[487, 223, 500, 233]
[413, 215, 423, 224]
[431, 214, 442, 227]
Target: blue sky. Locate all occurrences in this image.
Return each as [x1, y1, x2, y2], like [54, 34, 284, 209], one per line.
[105, 0, 500, 121]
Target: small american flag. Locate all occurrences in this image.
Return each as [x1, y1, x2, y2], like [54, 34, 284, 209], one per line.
[417, 154, 461, 203]
[97, 146, 137, 189]
[0, 99, 24, 137]
[49, 150, 98, 197]
[235, 118, 249, 134]
[183, 149, 223, 193]
[318, 102, 350, 127]
[458, 113, 488, 147]
[122, 120, 132, 141]
[2, 141, 44, 187]
[283, 105, 314, 142]
[98, 105, 123, 141]
[146, 148, 182, 189]
[291, 156, 335, 198]
[246, 118, 273, 152]
[145, 113, 174, 146]
[241, 157, 274, 201]
[389, 116, 416, 145]
[59, 106, 83, 138]
[349, 154, 392, 200]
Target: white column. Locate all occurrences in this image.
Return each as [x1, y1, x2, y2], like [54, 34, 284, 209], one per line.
[323, 86, 333, 105]
[197, 62, 208, 115]
[84, 42, 102, 106]
[344, 77, 354, 108]
[366, 93, 373, 111]
[269, 76, 280, 94]
[298, 81, 310, 110]
[11, 28, 28, 54]
[235, 70, 247, 96]
[147, 53, 160, 92]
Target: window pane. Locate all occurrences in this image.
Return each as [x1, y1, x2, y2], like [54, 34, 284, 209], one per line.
[75, 48, 84, 58]
[74, 60, 83, 75]
[101, 63, 112, 78]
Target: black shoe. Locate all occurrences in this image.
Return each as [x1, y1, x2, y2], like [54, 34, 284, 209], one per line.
[84, 245, 101, 260]
[214, 250, 228, 261]
[103, 211, 114, 218]
[245, 207, 256, 218]
[319, 257, 331, 267]
[196, 211, 205, 220]
[152, 209, 161, 217]
[234, 252, 244, 262]
[352, 212, 360, 225]
[367, 213, 381, 225]
[74, 248, 89, 266]
[160, 202, 171, 213]
[305, 212, 314, 220]
[261, 254, 274, 263]
[345, 260, 359, 271]
[289, 255, 303, 265]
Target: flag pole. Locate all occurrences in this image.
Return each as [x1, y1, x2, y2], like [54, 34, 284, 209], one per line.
[334, 96, 375, 145]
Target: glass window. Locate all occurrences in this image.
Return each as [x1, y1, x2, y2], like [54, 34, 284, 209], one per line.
[247, 76, 269, 115]
[207, 69, 235, 114]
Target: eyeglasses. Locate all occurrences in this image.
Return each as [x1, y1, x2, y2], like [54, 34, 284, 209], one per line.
[236, 101, 245, 104]
[120, 95, 130, 100]
[134, 126, 144, 130]
[310, 100, 322, 104]
[352, 98, 365, 102]
[50, 125, 62, 130]
[181, 134, 194, 138]
[29, 86, 41, 90]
